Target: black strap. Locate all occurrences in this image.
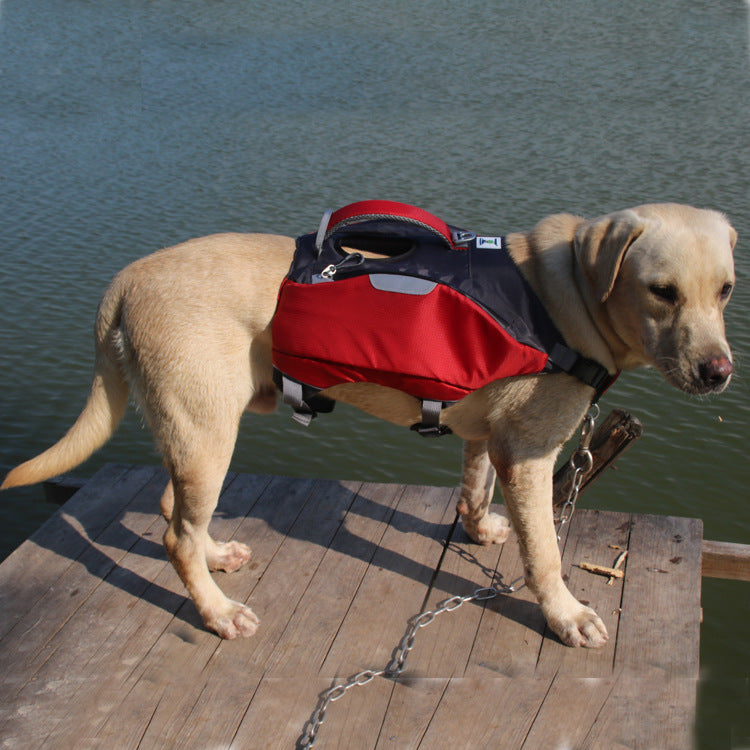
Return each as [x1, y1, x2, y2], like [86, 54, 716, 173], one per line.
[548, 343, 617, 403]
[566, 356, 618, 402]
[410, 399, 453, 438]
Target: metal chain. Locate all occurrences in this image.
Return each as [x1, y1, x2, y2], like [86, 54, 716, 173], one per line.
[557, 404, 599, 540]
[298, 580, 517, 749]
[299, 407, 599, 747]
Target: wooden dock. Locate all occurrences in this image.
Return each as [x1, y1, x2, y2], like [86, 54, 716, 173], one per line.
[0, 463, 702, 749]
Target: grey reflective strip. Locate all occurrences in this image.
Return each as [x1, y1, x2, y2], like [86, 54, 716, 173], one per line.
[282, 376, 305, 409]
[548, 342, 579, 371]
[368, 275, 437, 295]
[282, 377, 314, 427]
[315, 209, 333, 254]
[421, 399, 443, 428]
[292, 411, 313, 427]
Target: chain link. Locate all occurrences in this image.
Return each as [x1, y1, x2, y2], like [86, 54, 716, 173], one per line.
[300, 668, 386, 748]
[298, 580, 516, 749]
[557, 404, 599, 540]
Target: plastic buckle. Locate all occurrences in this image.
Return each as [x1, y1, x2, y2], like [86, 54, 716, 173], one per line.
[409, 423, 453, 438]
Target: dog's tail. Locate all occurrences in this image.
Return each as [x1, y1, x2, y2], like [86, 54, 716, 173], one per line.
[2, 279, 130, 490]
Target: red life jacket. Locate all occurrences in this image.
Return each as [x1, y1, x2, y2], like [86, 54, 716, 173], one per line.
[272, 201, 615, 435]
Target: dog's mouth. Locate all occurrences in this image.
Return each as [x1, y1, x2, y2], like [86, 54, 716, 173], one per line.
[657, 355, 734, 396]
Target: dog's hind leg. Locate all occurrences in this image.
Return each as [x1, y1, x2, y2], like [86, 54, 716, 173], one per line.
[161, 432, 259, 639]
[456, 440, 510, 545]
[159, 477, 251, 574]
[146, 370, 258, 639]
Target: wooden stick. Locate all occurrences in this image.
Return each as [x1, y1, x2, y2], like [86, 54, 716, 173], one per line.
[553, 409, 643, 508]
[607, 549, 629, 585]
[578, 561, 625, 578]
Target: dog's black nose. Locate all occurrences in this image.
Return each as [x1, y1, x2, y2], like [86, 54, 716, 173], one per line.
[699, 356, 734, 388]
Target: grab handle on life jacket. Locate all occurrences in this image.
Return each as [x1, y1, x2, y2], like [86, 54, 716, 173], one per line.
[315, 200, 472, 255]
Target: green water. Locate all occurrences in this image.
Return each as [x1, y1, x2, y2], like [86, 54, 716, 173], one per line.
[1, 2, 748, 745]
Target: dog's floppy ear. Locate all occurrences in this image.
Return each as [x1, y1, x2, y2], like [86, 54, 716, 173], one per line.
[729, 225, 738, 251]
[574, 210, 646, 302]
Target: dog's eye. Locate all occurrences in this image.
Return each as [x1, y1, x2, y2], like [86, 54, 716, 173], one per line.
[649, 284, 678, 304]
[720, 282, 733, 300]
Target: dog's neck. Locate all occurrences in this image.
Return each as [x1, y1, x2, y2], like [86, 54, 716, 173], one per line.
[506, 215, 619, 374]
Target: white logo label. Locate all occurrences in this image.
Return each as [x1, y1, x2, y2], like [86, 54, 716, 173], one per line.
[476, 236, 503, 249]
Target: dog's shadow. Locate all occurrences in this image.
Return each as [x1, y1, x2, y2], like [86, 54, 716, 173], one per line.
[43, 466, 539, 641]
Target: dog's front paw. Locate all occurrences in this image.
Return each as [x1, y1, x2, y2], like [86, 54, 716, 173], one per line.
[207, 599, 260, 639]
[545, 597, 609, 648]
[462, 512, 511, 545]
[206, 539, 252, 573]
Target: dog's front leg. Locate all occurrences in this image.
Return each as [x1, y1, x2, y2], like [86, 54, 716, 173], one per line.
[489, 446, 609, 648]
[457, 440, 510, 545]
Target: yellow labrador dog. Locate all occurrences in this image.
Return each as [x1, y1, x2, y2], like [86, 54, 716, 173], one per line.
[2, 204, 736, 648]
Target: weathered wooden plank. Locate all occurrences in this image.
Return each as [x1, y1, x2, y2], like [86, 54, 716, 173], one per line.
[38, 467, 252, 679]
[0, 468, 171, 746]
[520, 675, 616, 748]
[265, 481, 404, 675]
[42, 475, 86, 505]
[84, 608, 206, 750]
[0, 466, 165, 719]
[702, 539, 750, 581]
[130, 477, 357, 749]
[22, 473, 276, 749]
[615, 514, 702, 676]
[121, 473, 322, 685]
[209, 478, 362, 667]
[35, 562, 184, 750]
[320, 484, 458, 677]
[404, 514, 507, 678]
[464, 537, 546, 677]
[32, 471, 273, 749]
[0, 463, 147, 641]
[465, 511, 576, 678]
[417, 677, 553, 747]
[231, 674, 394, 750]
[166, 481, 445, 749]
[582, 672, 696, 749]
[375, 677, 449, 748]
[136, 478, 367, 749]
[3, 468, 168, 672]
[536, 509, 631, 676]
[0, 469, 705, 749]
[161, 671, 265, 750]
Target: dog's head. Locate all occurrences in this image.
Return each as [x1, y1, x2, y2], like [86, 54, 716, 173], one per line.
[574, 203, 737, 395]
